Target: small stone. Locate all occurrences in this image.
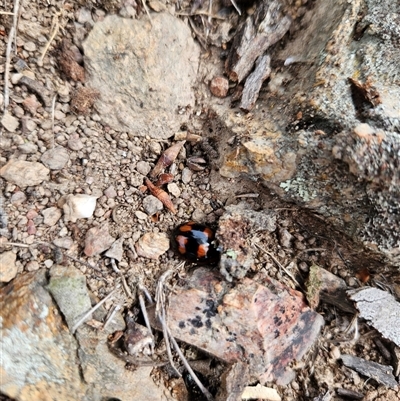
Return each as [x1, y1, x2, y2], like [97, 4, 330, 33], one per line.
[278, 228, 293, 248]
[149, 141, 162, 155]
[104, 185, 117, 198]
[181, 167, 192, 184]
[210, 76, 229, 98]
[22, 95, 41, 114]
[67, 133, 84, 151]
[136, 161, 152, 176]
[135, 232, 170, 259]
[76, 7, 94, 24]
[135, 211, 148, 220]
[10, 191, 27, 204]
[42, 207, 62, 226]
[142, 195, 163, 216]
[53, 237, 74, 250]
[105, 237, 124, 261]
[0, 251, 17, 282]
[54, 110, 66, 120]
[1, 113, 19, 132]
[0, 160, 49, 188]
[59, 194, 97, 222]
[25, 260, 40, 271]
[41, 146, 70, 170]
[294, 240, 306, 250]
[23, 41, 37, 52]
[26, 210, 38, 220]
[27, 220, 36, 235]
[330, 346, 341, 360]
[25, 120, 37, 133]
[84, 223, 115, 256]
[11, 73, 23, 84]
[167, 183, 180, 198]
[44, 259, 54, 268]
[18, 142, 38, 154]
[13, 105, 24, 118]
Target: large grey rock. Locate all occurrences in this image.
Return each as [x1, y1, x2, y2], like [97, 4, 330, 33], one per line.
[0, 269, 172, 401]
[0, 271, 85, 401]
[83, 13, 200, 139]
[212, 0, 400, 264]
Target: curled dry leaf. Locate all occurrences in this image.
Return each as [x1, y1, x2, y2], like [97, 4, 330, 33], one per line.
[187, 156, 207, 171]
[145, 178, 176, 214]
[154, 173, 174, 186]
[150, 140, 186, 178]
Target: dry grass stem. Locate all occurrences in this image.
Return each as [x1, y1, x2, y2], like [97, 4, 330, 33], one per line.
[51, 94, 57, 147]
[137, 290, 155, 354]
[255, 242, 302, 288]
[40, 17, 60, 62]
[12, 0, 21, 50]
[110, 258, 121, 274]
[3, 26, 15, 113]
[72, 287, 119, 333]
[155, 269, 180, 376]
[141, 0, 153, 26]
[103, 303, 122, 331]
[230, 0, 242, 15]
[167, 327, 214, 401]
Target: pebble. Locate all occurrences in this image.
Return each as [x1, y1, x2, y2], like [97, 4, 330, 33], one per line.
[0, 160, 49, 188]
[54, 110, 66, 120]
[11, 73, 23, 84]
[67, 133, 84, 151]
[18, 142, 38, 154]
[167, 183, 181, 198]
[23, 41, 37, 52]
[84, 223, 115, 256]
[278, 228, 293, 248]
[41, 146, 70, 170]
[24, 119, 37, 132]
[22, 95, 41, 114]
[209, 76, 229, 98]
[149, 141, 162, 155]
[135, 211, 148, 220]
[10, 191, 27, 204]
[181, 167, 192, 184]
[25, 260, 40, 271]
[27, 220, 36, 235]
[44, 259, 54, 268]
[53, 237, 74, 250]
[0, 250, 17, 282]
[294, 240, 306, 250]
[59, 194, 97, 222]
[330, 346, 341, 360]
[136, 161, 152, 176]
[135, 232, 170, 259]
[142, 195, 163, 216]
[104, 185, 117, 198]
[13, 105, 24, 118]
[76, 7, 94, 25]
[26, 210, 38, 219]
[42, 207, 62, 226]
[105, 237, 125, 261]
[1, 113, 19, 132]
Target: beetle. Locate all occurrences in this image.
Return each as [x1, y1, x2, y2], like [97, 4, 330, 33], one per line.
[173, 221, 220, 263]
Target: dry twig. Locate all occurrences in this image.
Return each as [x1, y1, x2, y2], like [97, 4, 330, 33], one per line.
[72, 287, 119, 333]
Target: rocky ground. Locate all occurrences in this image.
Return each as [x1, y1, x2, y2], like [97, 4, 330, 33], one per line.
[1, 0, 400, 401]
